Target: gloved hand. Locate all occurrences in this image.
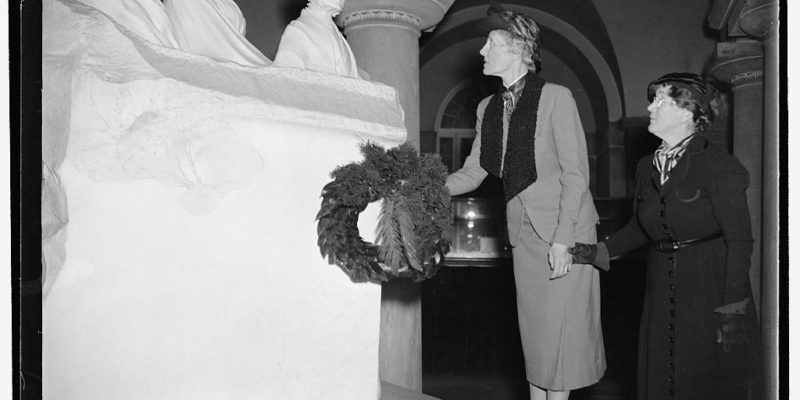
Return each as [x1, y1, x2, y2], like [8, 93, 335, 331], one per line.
[716, 313, 747, 352]
[568, 242, 610, 271]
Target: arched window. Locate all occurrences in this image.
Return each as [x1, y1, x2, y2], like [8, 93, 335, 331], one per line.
[436, 76, 496, 173]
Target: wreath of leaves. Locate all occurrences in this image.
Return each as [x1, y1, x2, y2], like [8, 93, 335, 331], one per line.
[316, 142, 453, 282]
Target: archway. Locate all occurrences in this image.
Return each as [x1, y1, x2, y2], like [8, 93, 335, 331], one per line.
[420, 3, 624, 196]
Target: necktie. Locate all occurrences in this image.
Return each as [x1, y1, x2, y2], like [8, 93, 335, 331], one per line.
[502, 89, 514, 119]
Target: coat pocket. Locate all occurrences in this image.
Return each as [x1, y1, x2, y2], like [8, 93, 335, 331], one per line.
[675, 187, 702, 203]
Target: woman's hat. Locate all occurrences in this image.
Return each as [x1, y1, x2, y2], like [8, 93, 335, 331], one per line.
[648, 72, 718, 114]
[476, 3, 542, 68]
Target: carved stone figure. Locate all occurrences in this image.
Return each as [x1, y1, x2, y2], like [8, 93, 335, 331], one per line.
[80, 0, 271, 66]
[273, 0, 360, 78]
[79, 0, 180, 47]
[164, 0, 272, 66]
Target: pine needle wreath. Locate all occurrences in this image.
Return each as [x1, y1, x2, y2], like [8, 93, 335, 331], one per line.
[316, 141, 453, 282]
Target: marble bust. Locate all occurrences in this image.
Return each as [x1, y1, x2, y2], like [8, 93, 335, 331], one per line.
[273, 0, 361, 78]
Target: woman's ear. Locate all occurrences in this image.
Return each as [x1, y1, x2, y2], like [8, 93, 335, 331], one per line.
[679, 107, 694, 126]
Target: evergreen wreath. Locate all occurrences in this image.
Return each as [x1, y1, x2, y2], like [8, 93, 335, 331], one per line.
[316, 141, 453, 282]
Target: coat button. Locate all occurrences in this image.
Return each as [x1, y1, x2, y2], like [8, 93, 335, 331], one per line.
[659, 210, 666, 217]
[668, 323, 674, 330]
[669, 376, 674, 383]
[669, 336, 675, 343]
[660, 197, 666, 204]
[670, 310, 675, 317]
[661, 223, 669, 229]
[668, 271, 674, 278]
[669, 284, 676, 291]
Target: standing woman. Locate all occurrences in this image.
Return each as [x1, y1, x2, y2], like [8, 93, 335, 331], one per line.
[446, 6, 605, 400]
[571, 73, 761, 399]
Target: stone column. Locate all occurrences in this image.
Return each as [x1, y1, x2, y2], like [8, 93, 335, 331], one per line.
[758, 28, 779, 400]
[337, 0, 454, 392]
[340, 1, 452, 149]
[737, 3, 779, 398]
[757, 21, 779, 400]
[711, 40, 764, 314]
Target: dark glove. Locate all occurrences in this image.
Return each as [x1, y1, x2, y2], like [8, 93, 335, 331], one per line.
[716, 313, 747, 352]
[568, 242, 610, 271]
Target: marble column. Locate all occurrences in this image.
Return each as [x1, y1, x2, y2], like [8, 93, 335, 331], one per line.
[337, 0, 454, 392]
[340, 1, 452, 149]
[737, 3, 779, 398]
[711, 40, 764, 315]
[759, 28, 779, 400]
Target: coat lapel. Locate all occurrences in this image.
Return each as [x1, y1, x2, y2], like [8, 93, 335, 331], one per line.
[650, 165, 662, 192]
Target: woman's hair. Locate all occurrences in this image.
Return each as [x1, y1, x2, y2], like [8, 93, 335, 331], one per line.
[491, 10, 542, 72]
[647, 72, 722, 133]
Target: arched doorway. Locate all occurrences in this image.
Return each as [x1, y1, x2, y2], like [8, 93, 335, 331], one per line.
[419, 1, 625, 196]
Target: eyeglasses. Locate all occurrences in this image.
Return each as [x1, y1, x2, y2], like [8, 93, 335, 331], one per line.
[652, 95, 675, 108]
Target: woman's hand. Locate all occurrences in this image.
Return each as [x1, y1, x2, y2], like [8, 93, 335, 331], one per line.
[549, 243, 572, 279]
[568, 242, 611, 271]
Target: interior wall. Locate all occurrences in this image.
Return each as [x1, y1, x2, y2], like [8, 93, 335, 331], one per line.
[420, 41, 596, 136]
[236, 0, 718, 122]
[234, 0, 721, 197]
[592, 0, 717, 118]
[236, 0, 307, 59]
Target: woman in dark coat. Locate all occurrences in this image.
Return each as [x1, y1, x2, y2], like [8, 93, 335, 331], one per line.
[571, 72, 760, 400]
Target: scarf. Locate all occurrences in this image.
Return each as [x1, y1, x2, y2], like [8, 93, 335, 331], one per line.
[480, 73, 546, 202]
[653, 134, 695, 185]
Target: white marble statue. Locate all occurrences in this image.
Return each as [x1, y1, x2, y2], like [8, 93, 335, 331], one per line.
[79, 0, 180, 48]
[163, 0, 272, 67]
[80, 0, 271, 67]
[44, 0, 408, 397]
[273, 0, 361, 78]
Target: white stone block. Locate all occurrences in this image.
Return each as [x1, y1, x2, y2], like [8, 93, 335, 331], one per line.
[42, 1, 406, 399]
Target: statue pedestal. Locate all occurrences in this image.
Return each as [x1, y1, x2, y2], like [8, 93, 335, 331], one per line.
[42, 1, 406, 399]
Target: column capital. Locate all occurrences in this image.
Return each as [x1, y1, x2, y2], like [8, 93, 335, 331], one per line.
[340, 9, 424, 36]
[337, 0, 455, 32]
[730, 70, 764, 87]
[707, 0, 778, 41]
[738, 0, 779, 39]
[710, 40, 763, 88]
